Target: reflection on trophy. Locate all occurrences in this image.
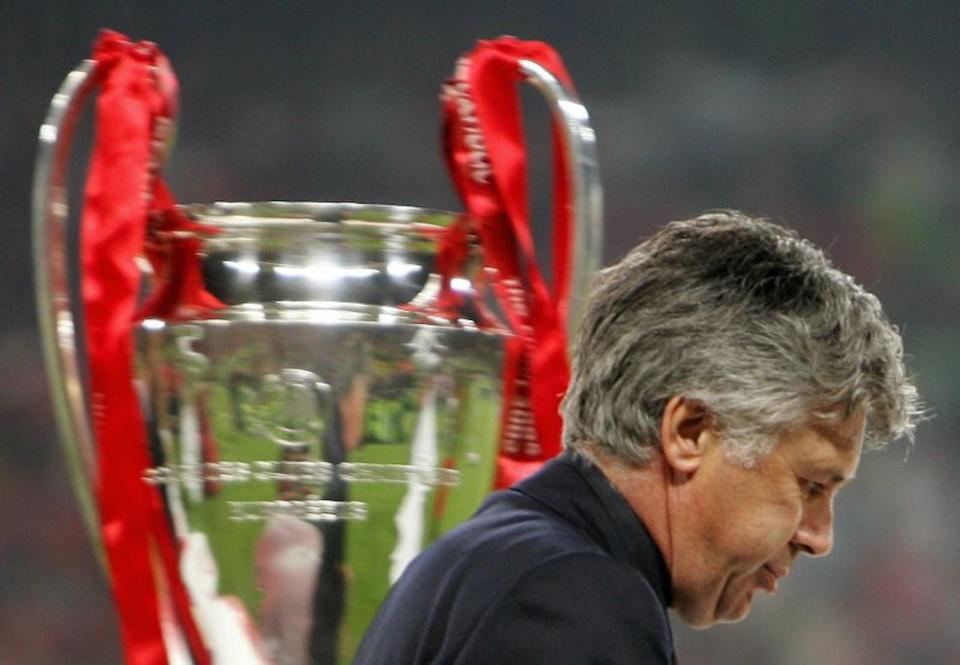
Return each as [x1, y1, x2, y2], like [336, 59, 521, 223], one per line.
[34, 35, 600, 664]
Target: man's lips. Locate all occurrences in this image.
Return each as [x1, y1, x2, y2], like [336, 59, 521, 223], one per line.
[759, 563, 788, 593]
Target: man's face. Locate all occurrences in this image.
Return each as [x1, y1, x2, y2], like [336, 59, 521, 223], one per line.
[671, 413, 865, 628]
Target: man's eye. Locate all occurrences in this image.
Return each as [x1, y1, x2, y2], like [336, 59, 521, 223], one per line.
[802, 480, 827, 497]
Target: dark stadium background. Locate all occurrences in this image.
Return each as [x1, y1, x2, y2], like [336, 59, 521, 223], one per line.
[1, 3, 957, 663]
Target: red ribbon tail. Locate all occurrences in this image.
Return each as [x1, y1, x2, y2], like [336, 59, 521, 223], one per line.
[441, 38, 576, 488]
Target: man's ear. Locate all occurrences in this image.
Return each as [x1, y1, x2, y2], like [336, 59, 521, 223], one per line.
[659, 395, 714, 475]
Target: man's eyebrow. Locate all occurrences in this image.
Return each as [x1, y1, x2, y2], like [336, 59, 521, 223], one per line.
[827, 468, 855, 485]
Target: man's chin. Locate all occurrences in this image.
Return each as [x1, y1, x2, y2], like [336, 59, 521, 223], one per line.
[686, 589, 754, 628]
[675, 604, 748, 630]
[684, 609, 751, 630]
[715, 590, 754, 625]
[674, 585, 754, 629]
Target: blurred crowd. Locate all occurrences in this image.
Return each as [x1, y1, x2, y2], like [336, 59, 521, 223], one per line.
[1, 3, 957, 663]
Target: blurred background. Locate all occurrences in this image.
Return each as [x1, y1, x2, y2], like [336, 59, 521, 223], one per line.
[1, 2, 957, 663]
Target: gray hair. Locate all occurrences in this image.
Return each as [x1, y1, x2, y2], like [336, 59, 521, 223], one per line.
[561, 211, 921, 467]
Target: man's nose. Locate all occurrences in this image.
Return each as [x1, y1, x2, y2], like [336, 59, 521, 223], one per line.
[792, 500, 834, 557]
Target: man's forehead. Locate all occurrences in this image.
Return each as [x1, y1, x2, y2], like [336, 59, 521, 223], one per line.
[813, 411, 867, 451]
[794, 415, 866, 479]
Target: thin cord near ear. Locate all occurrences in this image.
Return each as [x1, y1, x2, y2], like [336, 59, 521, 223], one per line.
[662, 448, 675, 578]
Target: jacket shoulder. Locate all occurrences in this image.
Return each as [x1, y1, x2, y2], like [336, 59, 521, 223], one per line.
[455, 551, 674, 664]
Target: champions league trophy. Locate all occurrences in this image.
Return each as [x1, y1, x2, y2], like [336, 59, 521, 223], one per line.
[34, 33, 600, 664]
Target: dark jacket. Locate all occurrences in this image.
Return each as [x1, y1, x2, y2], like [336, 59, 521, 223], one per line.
[354, 451, 676, 664]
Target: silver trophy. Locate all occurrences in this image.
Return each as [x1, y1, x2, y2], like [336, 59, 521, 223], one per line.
[34, 56, 601, 664]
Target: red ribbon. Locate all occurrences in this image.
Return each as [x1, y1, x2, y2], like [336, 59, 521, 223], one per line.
[82, 30, 213, 664]
[441, 38, 574, 488]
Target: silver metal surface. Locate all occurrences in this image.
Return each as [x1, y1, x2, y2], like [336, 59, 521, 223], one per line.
[31, 59, 102, 556]
[137, 203, 507, 662]
[519, 58, 603, 340]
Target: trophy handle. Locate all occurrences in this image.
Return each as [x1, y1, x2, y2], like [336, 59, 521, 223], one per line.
[32, 59, 103, 557]
[518, 58, 603, 339]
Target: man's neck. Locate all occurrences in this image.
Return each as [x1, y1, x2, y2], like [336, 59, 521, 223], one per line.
[587, 448, 676, 578]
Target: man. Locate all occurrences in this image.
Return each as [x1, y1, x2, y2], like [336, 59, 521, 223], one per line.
[354, 211, 920, 664]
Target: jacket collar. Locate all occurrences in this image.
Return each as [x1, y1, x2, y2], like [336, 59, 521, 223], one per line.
[512, 450, 673, 609]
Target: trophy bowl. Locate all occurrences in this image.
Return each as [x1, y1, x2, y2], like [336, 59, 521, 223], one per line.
[138, 201, 505, 663]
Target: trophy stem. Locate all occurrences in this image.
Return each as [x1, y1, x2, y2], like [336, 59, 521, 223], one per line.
[519, 58, 603, 340]
[32, 59, 105, 565]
